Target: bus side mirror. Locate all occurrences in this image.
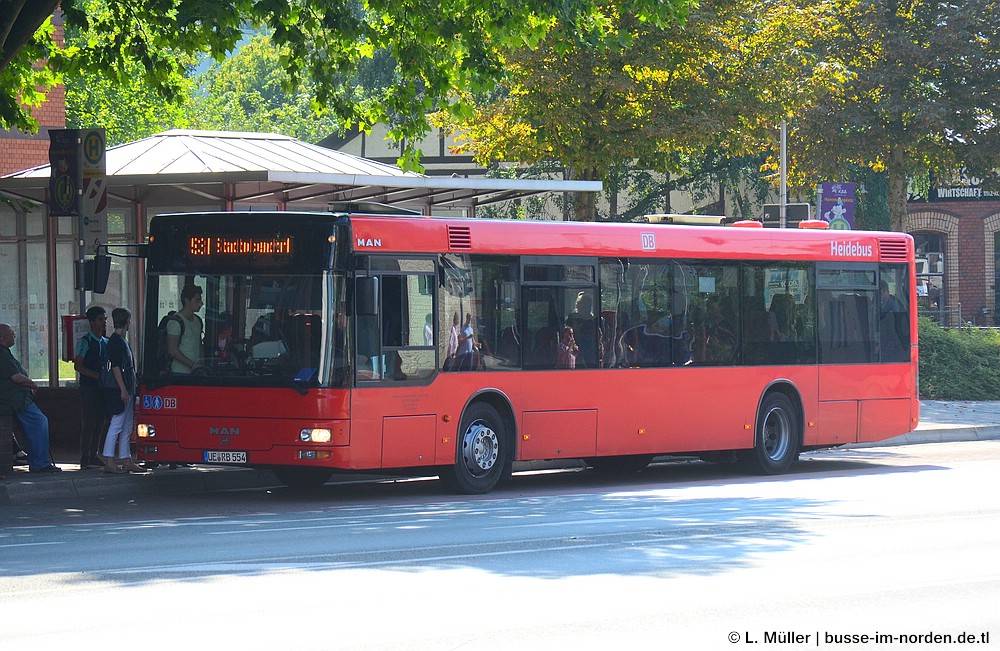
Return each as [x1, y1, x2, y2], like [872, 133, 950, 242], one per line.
[357, 277, 379, 316]
[75, 254, 111, 293]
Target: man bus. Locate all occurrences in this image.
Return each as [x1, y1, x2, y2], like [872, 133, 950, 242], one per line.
[136, 207, 918, 493]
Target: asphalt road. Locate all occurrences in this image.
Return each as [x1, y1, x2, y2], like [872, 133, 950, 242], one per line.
[2, 440, 999, 650]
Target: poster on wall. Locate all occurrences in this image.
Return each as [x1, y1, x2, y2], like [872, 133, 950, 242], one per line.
[48, 129, 80, 217]
[818, 182, 856, 230]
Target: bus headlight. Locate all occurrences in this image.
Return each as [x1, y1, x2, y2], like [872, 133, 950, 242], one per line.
[299, 428, 332, 443]
[137, 423, 155, 438]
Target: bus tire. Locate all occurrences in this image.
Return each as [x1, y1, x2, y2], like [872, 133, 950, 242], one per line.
[273, 467, 334, 489]
[740, 392, 800, 475]
[442, 402, 509, 494]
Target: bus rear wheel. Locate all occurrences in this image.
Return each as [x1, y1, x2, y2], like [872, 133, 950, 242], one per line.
[442, 402, 509, 494]
[273, 467, 334, 489]
[740, 392, 800, 475]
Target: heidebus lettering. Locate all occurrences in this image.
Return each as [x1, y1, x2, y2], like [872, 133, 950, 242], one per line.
[830, 240, 873, 257]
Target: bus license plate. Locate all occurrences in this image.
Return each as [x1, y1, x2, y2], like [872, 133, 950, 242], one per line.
[203, 450, 247, 464]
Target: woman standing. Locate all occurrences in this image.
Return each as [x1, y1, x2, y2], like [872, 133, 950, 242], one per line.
[103, 307, 145, 474]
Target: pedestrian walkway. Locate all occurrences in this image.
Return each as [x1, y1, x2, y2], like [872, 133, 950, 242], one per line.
[885, 399, 1000, 446]
[4, 400, 1000, 505]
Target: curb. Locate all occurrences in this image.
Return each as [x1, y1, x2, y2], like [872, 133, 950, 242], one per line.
[846, 424, 1000, 448]
[1, 466, 278, 506]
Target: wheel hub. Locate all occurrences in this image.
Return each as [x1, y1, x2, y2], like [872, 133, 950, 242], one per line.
[461, 422, 499, 476]
[762, 407, 790, 461]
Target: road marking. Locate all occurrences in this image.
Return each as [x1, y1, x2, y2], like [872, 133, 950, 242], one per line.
[0, 541, 66, 549]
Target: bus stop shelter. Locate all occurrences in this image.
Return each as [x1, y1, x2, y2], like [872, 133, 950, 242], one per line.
[0, 129, 601, 390]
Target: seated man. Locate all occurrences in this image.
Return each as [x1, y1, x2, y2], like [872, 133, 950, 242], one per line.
[0, 323, 61, 473]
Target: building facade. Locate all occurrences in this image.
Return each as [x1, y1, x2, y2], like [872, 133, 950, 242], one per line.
[909, 192, 1000, 326]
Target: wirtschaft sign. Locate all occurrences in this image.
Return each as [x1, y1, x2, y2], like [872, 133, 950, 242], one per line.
[929, 172, 1000, 201]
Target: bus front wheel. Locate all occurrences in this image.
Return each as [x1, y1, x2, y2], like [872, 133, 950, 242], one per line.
[442, 402, 509, 494]
[740, 392, 800, 475]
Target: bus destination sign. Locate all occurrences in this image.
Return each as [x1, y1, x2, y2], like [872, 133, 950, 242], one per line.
[189, 236, 293, 257]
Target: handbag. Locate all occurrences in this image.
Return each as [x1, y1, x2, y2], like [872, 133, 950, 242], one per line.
[104, 389, 125, 415]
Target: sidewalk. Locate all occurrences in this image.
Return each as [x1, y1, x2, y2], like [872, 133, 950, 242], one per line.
[4, 400, 1000, 505]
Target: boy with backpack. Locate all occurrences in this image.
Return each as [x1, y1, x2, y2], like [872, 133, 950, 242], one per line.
[165, 284, 205, 374]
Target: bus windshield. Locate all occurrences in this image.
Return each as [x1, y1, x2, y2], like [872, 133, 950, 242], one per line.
[143, 271, 349, 388]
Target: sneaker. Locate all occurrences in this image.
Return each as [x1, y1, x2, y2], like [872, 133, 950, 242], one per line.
[30, 464, 63, 473]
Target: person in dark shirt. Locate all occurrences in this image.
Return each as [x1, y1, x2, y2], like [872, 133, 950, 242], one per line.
[101, 308, 145, 474]
[0, 323, 61, 473]
[74, 305, 111, 468]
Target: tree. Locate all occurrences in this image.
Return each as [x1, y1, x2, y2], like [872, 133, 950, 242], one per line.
[2, 0, 690, 167]
[188, 35, 395, 143]
[435, 0, 839, 219]
[0, 6, 65, 134]
[188, 35, 336, 142]
[63, 0, 194, 146]
[787, 0, 1000, 231]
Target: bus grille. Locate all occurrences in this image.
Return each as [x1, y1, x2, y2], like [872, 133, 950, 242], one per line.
[879, 239, 908, 262]
[448, 225, 472, 250]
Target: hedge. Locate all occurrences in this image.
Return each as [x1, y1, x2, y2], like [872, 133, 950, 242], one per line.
[918, 318, 1000, 400]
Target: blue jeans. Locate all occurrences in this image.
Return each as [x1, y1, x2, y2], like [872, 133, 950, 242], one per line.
[14, 402, 53, 470]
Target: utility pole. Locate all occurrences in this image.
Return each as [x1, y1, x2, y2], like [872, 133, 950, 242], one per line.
[780, 120, 787, 228]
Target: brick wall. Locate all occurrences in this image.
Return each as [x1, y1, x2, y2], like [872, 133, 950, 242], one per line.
[909, 199, 1000, 326]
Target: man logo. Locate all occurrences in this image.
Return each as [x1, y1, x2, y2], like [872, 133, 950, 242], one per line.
[209, 427, 240, 437]
[356, 238, 382, 247]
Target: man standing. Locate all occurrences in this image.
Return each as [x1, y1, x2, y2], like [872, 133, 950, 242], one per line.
[167, 284, 205, 374]
[74, 305, 110, 468]
[0, 323, 61, 473]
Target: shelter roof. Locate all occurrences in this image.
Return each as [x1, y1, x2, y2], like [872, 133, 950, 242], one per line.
[0, 130, 599, 212]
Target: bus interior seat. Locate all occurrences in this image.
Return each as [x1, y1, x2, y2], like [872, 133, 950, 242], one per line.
[527, 327, 558, 368]
[497, 326, 520, 365]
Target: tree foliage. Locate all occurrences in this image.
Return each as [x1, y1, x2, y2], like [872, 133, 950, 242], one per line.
[435, 0, 840, 220]
[787, 0, 1000, 231]
[2, 0, 691, 167]
[62, 0, 194, 146]
[187, 35, 342, 143]
[0, 12, 67, 134]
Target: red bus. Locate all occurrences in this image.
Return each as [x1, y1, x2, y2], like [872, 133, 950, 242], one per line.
[136, 207, 919, 493]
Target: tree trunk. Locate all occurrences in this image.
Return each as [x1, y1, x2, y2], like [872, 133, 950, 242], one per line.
[887, 146, 910, 232]
[571, 166, 600, 222]
[573, 190, 597, 221]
